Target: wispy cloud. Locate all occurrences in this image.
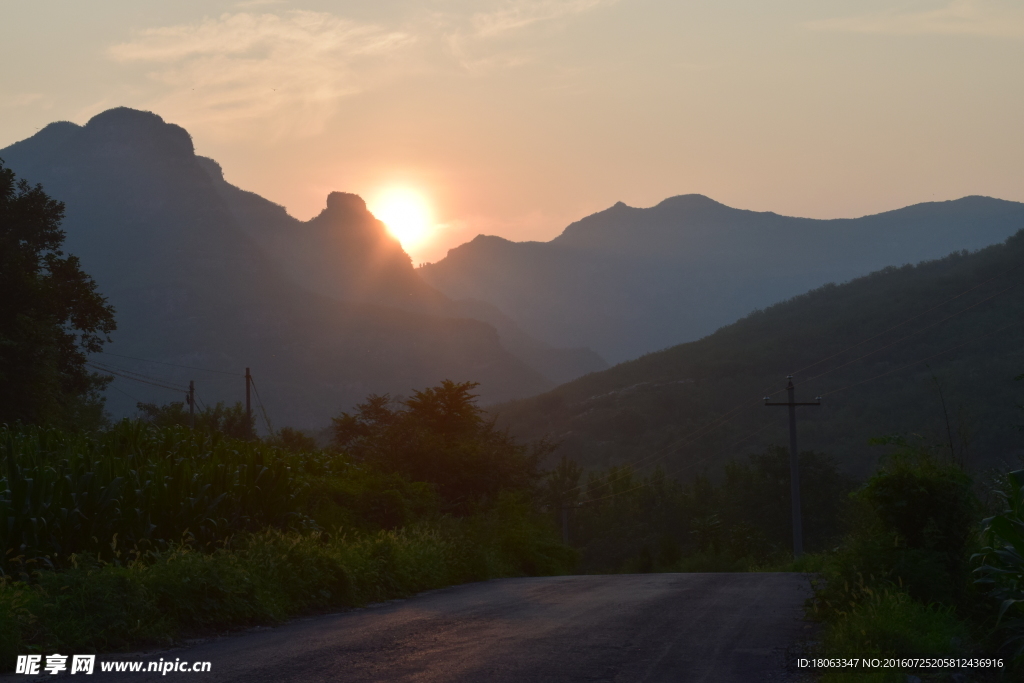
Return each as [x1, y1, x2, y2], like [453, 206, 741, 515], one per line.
[107, 2, 615, 137]
[109, 11, 413, 138]
[445, 0, 618, 71]
[470, 0, 611, 38]
[805, 1, 1024, 38]
[234, 0, 286, 7]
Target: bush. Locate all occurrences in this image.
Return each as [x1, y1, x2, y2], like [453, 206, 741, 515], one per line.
[0, 501, 574, 670]
[819, 587, 968, 683]
[817, 442, 976, 611]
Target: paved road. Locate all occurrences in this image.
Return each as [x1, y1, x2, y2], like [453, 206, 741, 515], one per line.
[70, 573, 815, 682]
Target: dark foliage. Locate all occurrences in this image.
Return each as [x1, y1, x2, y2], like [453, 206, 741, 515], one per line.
[266, 426, 319, 453]
[332, 380, 552, 513]
[819, 439, 978, 610]
[0, 160, 115, 429]
[136, 400, 253, 440]
[500, 233, 1024, 479]
[558, 447, 853, 573]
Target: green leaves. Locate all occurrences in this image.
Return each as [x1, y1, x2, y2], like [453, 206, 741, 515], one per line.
[974, 469, 1024, 657]
[0, 421, 314, 577]
[0, 161, 115, 429]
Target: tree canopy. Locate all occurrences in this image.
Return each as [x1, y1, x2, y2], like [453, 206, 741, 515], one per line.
[331, 380, 551, 513]
[0, 160, 115, 428]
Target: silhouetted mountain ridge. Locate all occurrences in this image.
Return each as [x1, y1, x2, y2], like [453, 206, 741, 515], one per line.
[1, 107, 583, 427]
[421, 193, 1024, 362]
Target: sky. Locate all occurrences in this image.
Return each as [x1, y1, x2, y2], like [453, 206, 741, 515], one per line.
[2, 0, 1023, 263]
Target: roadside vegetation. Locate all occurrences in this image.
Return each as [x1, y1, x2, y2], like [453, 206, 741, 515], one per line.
[804, 437, 1023, 681]
[542, 431, 1024, 680]
[546, 447, 853, 574]
[0, 382, 575, 670]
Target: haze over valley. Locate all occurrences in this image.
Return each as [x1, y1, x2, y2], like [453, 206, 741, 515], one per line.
[4, 107, 1022, 436]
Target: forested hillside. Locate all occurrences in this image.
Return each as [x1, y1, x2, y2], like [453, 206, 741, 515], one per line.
[496, 232, 1024, 477]
[421, 194, 1024, 363]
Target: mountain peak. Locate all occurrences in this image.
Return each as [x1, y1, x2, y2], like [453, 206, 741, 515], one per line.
[82, 107, 194, 157]
[653, 194, 726, 210]
[326, 191, 368, 214]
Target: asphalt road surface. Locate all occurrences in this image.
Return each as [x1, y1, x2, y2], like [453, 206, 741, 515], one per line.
[52, 573, 815, 682]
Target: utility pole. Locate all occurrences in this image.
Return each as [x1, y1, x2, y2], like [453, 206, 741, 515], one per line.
[188, 380, 195, 429]
[764, 376, 820, 558]
[245, 367, 253, 439]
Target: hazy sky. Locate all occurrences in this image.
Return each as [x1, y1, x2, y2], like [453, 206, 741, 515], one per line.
[2, 0, 1023, 262]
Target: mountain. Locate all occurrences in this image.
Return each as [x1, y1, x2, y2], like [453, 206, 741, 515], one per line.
[0, 107, 570, 428]
[419, 194, 1024, 363]
[196, 157, 606, 384]
[494, 231, 1024, 478]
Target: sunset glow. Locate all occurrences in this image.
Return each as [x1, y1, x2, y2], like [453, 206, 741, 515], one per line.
[369, 188, 433, 251]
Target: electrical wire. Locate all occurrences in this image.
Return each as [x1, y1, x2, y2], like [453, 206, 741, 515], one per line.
[106, 381, 144, 405]
[789, 260, 1024, 378]
[559, 263, 1024, 498]
[86, 363, 188, 393]
[819, 320, 1023, 399]
[249, 375, 273, 435]
[97, 352, 243, 376]
[797, 280, 1022, 387]
[576, 422, 775, 507]
[89, 360, 190, 391]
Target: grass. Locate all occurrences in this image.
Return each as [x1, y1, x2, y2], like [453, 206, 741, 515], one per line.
[0, 497, 576, 670]
[816, 587, 969, 683]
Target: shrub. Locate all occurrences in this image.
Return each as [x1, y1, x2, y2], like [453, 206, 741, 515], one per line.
[974, 468, 1024, 660]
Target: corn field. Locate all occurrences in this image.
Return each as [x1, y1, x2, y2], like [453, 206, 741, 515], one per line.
[1, 421, 328, 577]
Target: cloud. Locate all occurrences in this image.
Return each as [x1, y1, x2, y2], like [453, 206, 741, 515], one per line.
[108, 11, 414, 138]
[470, 0, 612, 38]
[107, 3, 615, 137]
[445, 0, 618, 71]
[804, 1, 1024, 37]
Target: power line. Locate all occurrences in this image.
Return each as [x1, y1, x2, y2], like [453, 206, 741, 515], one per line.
[560, 265, 1024, 498]
[90, 360, 190, 390]
[86, 363, 187, 393]
[820, 320, 1023, 399]
[789, 260, 1024, 378]
[96, 352, 243, 376]
[107, 381, 144, 405]
[249, 376, 273, 435]
[798, 280, 1022, 387]
[576, 422, 775, 507]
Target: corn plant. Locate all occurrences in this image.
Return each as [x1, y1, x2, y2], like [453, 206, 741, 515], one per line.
[974, 469, 1024, 659]
[1, 421, 323, 577]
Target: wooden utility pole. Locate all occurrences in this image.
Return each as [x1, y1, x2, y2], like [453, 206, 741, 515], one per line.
[245, 367, 253, 439]
[764, 376, 820, 558]
[188, 380, 195, 429]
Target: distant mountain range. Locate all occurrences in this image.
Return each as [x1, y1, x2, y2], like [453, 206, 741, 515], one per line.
[0, 108, 602, 428]
[495, 231, 1024, 476]
[6, 106, 1023, 439]
[420, 194, 1024, 363]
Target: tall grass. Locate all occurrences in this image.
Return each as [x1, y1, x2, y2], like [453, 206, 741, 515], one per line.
[1, 422, 337, 576]
[0, 499, 574, 668]
[0, 421, 575, 669]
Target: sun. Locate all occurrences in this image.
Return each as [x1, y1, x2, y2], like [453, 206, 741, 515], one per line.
[368, 187, 433, 250]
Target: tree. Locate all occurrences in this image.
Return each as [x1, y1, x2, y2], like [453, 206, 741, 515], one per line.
[331, 380, 551, 513]
[0, 160, 116, 428]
